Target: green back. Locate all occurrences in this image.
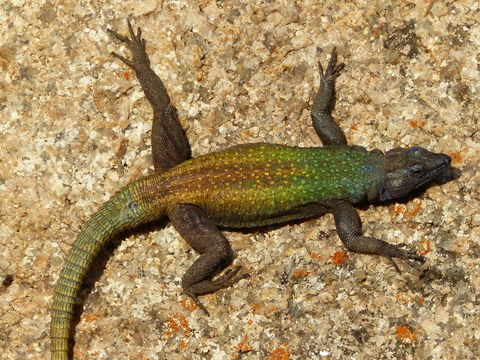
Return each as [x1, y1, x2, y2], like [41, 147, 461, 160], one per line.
[147, 143, 384, 227]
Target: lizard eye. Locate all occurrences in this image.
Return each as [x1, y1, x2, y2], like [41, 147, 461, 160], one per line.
[410, 164, 425, 177]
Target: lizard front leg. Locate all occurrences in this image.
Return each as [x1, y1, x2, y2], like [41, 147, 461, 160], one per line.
[168, 204, 248, 315]
[108, 21, 191, 171]
[332, 201, 425, 271]
[311, 48, 347, 145]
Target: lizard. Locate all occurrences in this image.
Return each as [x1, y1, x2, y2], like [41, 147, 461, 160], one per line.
[50, 20, 460, 360]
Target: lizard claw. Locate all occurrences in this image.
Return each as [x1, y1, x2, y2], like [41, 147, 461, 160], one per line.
[387, 256, 401, 273]
[184, 290, 211, 316]
[182, 266, 249, 315]
[318, 47, 345, 82]
[107, 19, 150, 70]
[386, 247, 425, 273]
[211, 266, 250, 287]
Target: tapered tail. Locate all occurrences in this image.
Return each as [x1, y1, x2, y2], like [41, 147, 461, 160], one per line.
[50, 182, 158, 359]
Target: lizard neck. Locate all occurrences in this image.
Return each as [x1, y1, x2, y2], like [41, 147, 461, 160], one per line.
[363, 148, 387, 203]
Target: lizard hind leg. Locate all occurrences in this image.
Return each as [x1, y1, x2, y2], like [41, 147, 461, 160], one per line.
[108, 20, 191, 172]
[168, 204, 249, 315]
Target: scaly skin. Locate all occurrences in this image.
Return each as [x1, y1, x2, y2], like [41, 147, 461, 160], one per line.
[50, 182, 157, 359]
[51, 21, 459, 359]
[159, 143, 384, 227]
[50, 143, 383, 359]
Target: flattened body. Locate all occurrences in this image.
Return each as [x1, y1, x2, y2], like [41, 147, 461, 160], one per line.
[140, 143, 384, 227]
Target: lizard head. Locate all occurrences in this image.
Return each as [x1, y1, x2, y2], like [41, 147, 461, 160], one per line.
[379, 146, 459, 201]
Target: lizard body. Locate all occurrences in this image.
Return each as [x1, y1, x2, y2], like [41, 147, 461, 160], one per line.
[50, 21, 459, 359]
[144, 143, 384, 227]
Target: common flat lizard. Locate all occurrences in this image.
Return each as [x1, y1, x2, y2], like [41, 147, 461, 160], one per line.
[50, 21, 460, 359]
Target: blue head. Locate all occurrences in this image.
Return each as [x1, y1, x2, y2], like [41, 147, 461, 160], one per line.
[379, 146, 458, 201]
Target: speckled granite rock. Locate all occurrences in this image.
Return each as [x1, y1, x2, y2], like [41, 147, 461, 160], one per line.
[1, 1, 478, 359]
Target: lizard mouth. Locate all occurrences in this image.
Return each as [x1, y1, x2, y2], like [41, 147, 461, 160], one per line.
[416, 153, 451, 183]
[431, 160, 462, 185]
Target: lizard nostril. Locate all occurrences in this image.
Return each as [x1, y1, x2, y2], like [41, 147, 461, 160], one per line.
[441, 154, 451, 166]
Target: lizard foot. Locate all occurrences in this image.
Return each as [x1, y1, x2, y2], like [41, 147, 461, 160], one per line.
[318, 47, 345, 83]
[211, 266, 250, 288]
[183, 266, 249, 315]
[384, 244, 425, 273]
[107, 19, 150, 70]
